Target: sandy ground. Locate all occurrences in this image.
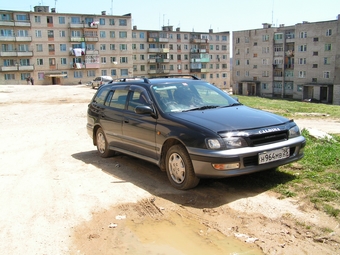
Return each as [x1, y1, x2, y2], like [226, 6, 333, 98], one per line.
[0, 85, 339, 255]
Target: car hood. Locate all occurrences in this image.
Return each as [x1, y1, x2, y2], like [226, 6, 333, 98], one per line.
[169, 105, 290, 132]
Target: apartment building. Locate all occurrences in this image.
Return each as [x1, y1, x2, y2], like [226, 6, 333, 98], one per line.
[0, 6, 230, 88]
[232, 15, 340, 105]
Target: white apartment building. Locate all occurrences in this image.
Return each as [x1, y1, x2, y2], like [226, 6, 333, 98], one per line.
[0, 6, 230, 88]
[232, 15, 340, 105]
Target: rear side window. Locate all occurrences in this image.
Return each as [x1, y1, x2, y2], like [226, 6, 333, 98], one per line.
[105, 89, 129, 109]
[93, 88, 110, 105]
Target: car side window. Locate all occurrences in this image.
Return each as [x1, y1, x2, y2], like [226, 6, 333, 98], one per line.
[94, 88, 110, 105]
[107, 89, 129, 109]
[127, 90, 148, 111]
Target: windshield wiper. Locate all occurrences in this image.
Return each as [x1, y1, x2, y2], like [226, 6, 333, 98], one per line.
[218, 103, 243, 108]
[183, 105, 220, 112]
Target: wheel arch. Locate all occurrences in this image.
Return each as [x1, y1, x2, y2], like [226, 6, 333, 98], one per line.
[159, 138, 187, 172]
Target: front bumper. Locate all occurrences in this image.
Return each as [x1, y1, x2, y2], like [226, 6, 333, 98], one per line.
[188, 136, 306, 178]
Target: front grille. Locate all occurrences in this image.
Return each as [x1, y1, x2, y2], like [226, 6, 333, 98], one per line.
[249, 131, 288, 146]
[243, 147, 296, 167]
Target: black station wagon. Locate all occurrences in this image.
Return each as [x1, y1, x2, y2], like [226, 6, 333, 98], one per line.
[87, 76, 306, 189]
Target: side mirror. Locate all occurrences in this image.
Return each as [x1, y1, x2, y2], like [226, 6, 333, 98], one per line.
[135, 105, 154, 115]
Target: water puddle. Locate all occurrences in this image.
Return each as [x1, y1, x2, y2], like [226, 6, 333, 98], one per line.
[71, 200, 264, 255]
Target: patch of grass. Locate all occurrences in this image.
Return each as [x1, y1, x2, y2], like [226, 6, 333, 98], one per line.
[235, 97, 340, 219]
[237, 95, 340, 119]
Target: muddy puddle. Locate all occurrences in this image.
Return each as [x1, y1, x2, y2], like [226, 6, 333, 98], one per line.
[71, 199, 264, 255]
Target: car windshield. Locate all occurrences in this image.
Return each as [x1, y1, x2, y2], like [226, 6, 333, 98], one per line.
[151, 81, 240, 113]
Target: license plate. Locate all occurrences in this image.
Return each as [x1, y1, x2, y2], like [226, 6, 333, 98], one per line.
[258, 147, 290, 164]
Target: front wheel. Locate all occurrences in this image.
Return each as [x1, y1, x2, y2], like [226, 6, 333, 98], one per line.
[96, 128, 114, 158]
[165, 144, 200, 190]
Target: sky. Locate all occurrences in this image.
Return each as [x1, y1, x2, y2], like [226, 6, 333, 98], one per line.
[1, 0, 340, 33]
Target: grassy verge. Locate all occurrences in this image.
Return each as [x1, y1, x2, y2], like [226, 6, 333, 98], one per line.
[237, 96, 340, 219]
[236, 95, 340, 119]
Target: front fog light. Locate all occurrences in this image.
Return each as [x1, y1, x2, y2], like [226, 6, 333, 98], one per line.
[212, 163, 240, 170]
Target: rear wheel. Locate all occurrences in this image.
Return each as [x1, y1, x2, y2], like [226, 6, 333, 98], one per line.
[165, 144, 200, 190]
[96, 128, 114, 158]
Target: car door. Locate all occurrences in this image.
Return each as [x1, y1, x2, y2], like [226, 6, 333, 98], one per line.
[100, 86, 129, 149]
[121, 86, 158, 161]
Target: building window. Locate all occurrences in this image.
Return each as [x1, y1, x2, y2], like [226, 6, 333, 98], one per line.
[262, 35, 269, 41]
[74, 71, 83, 78]
[262, 71, 269, 77]
[111, 69, 117, 76]
[235, 37, 240, 44]
[140, 44, 144, 50]
[299, 31, 307, 38]
[313, 51, 318, 56]
[253, 65, 257, 69]
[59, 16, 65, 24]
[139, 32, 145, 39]
[100, 31, 106, 38]
[325, 44, 332, 51]
[49, 58, 56, 66]
[141, 65, 145, 71]
[5, 74, 15, 80]
[36, 44, 43, 52]
[47, 16, 53, 24]
[120, 57, 128, 63]
[120, 69, 128, 76]
[222, 35, 228, 41]
[16, 14, 29, 21]
[100, 44, 106, 51]
[312, 78, 317, 82]
[262, 83, 268, 89]
[235, 59, 240, 65]
[119, 31, 127, 38]
[274, 33, 283, 40]
[313, 37, 319, 42]
[34, 16, 41, 23]
[60, 44, 67, 51]
[99, 18, 105, 25]
[110, 57, 116, 63]
[48, 44, 55, 52]
[119, 19, 127, 26]
[101, 57, 106, 63]
[298, 45, 307, 52]
[140, 55, 145, 60]
[109, 19, 115, 25]
[59, 30, 66, 37]
[37, 59, 43, 65]
[35, 30, 42, 38]
[110, 44, 115, 50]
[298, 71, 306, 78]
[323, 71, 330, 79]
[120, 44, 127, 51]
[253, 53, 257, 57]
[110, 31, 115, 38]
[298, 58, 306, 64]
[312, 64, 318, 68]
[324, 57, 330, 65]
[60, 58, 67, 65]
[132, 44, 136, 50]
[326, 29, 332, 36]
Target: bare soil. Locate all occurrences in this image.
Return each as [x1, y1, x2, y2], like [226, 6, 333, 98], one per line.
[0, 85, 339, 255]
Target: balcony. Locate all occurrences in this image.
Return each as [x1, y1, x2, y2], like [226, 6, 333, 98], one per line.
[0, 51, 33, 57]
[148, 37, 169, 43]
[0, 20, 31, 27]
[190, 68, 209, 73]
[69, 23, 84, 28]
[70, 37, 85, 42]
[86, 50, 99, 55]
[148, 69, 170, 74]
[85, 37, 98, 42]
[85, 63, 100, 68]
[0, 64, 34, 71]
[148, 48, 170, 53]
[190, 38, 208, 44]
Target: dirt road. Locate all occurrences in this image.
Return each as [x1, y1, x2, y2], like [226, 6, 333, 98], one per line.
[0, 85, 339, 255]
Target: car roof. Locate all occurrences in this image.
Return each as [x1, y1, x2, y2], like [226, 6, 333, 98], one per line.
[102, 75, 202, 89]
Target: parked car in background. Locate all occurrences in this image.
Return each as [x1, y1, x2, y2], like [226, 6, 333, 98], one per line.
[91, 76, 113, 89]
[87, 76, 306, 190]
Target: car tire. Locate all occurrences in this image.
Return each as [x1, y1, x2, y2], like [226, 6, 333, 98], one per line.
[96, 128, 114, 158]
[165, 144, 200, 190]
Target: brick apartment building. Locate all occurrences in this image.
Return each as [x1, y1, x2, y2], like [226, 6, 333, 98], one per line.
[0, 6, 230, 89]
[232, 15, 340, 105]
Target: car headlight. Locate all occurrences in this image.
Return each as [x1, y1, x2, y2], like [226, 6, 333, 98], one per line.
[288, 125, 301, 139]
[224, 137, 248, 149]
[206, 139, 222, 149]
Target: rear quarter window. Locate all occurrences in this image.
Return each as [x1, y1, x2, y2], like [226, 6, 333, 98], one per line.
[93, 88, 110, 105]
